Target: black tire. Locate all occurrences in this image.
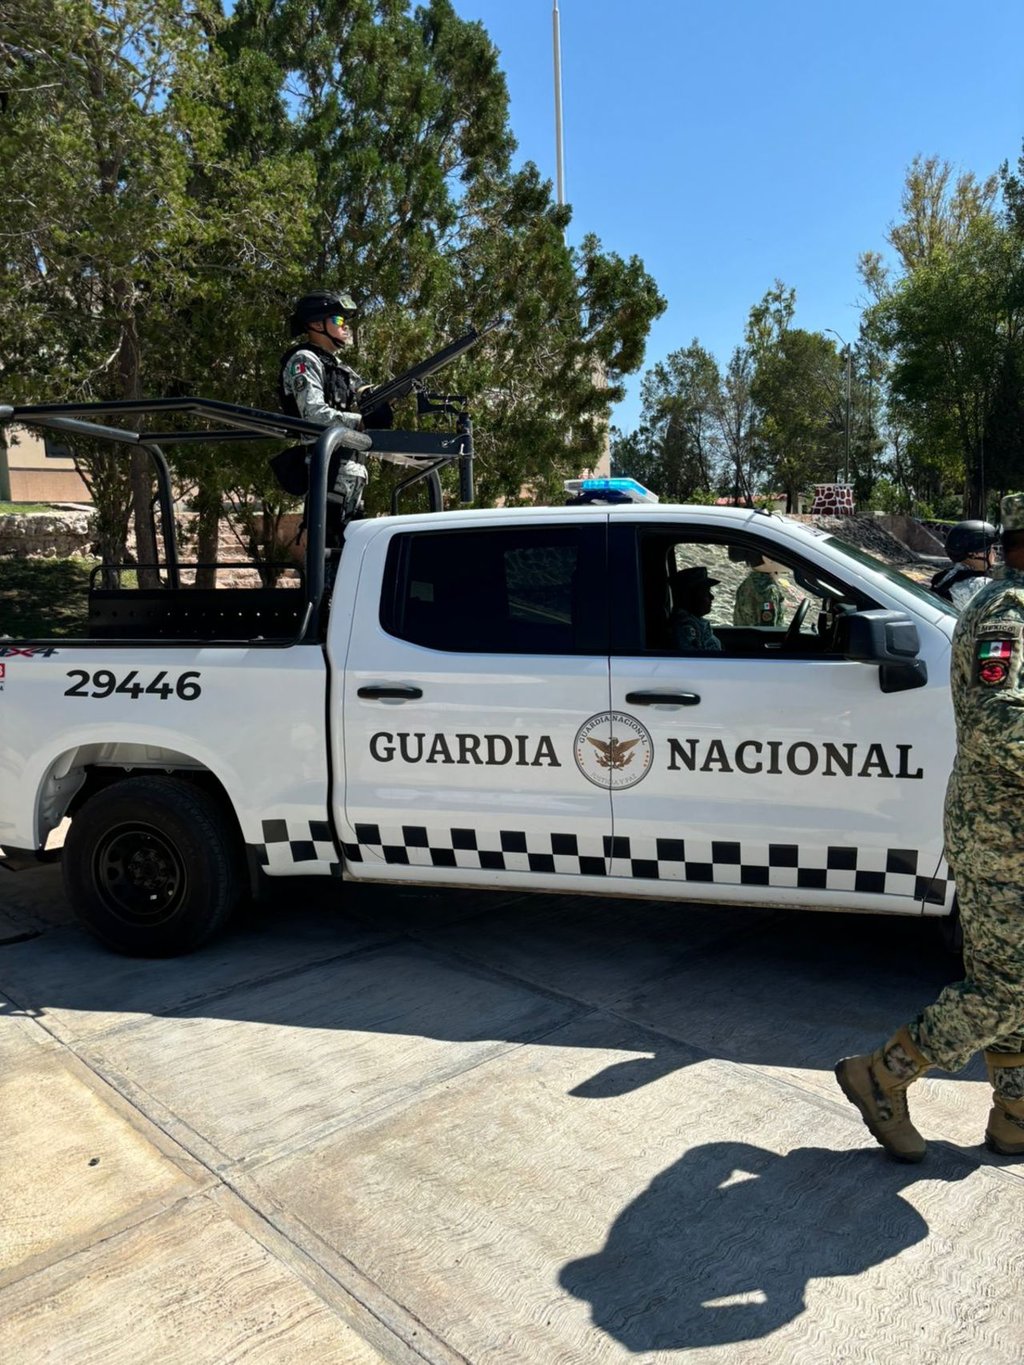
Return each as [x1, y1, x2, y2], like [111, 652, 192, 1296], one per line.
[62, 775, 242, 956]
[938, 896, 964, 957]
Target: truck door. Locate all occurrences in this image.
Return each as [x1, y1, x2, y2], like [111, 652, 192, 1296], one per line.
[603, 521, 954, 915]
[338, 519, 614, 885]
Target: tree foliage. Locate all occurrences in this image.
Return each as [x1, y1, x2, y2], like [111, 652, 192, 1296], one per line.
[0, 0, 665, 567]
[864, 166, 1024, 516]
[616, 152, 1024, 520]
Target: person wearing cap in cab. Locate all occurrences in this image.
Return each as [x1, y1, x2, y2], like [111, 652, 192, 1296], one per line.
[669, 565, 722, 653]
[836, 492, 1024, 1163]
[734, 552, 788, 627]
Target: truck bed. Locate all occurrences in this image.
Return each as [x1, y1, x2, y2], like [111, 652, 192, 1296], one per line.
[87, 585, 307, 641]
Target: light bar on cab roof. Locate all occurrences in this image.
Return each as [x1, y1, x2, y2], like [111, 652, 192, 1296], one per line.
[563, 477, 659, 504]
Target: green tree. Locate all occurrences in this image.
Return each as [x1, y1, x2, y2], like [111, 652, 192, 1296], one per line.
[0, 0, 305, 577]
[858, 154, 1024, 516]
[220, 0, 665, 509]
[869, 215, 1024, 515]
[860, 154, 999, 299]
[751, 326, 843, 511]
[1, 0, 664, 578]
[717, 346, 761, 504]
[633, 342, 722, 499]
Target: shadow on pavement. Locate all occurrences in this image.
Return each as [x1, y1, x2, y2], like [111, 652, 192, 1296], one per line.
[559, 1140, 972, 1350]
[0, 874, 976, 1088]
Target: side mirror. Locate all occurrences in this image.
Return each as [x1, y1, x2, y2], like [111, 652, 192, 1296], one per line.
[840, 609, 920, 663]
[838, 610, 927, 693]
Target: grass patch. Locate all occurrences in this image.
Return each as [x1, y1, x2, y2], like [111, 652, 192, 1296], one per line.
[0, 502, 54, 514]
[0, 557, 96, 638]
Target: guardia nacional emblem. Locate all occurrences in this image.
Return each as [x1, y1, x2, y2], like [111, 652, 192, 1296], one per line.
[574, 711, 654, 790]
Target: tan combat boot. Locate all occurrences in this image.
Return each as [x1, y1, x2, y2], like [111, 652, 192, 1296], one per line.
[835, 1026, 933, 1162]
[984, 1051, 1024, 1156]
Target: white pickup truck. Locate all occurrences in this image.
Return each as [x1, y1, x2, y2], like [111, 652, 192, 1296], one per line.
[0, 397, 958, 955]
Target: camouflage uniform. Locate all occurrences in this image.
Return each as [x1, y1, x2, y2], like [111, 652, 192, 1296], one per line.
[834, 494, 1024, 1160]
[280, 346, 368, 518]
[930, 564, 993, 612]
[670, 610, 722, 653]
[733, 570, 786, 627]
[908, 550, 1024, 1091]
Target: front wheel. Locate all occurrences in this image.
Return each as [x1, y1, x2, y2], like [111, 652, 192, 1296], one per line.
[62, 775, 242, 956]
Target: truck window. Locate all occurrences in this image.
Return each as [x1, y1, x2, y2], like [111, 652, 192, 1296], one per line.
[612, 527, 876, 657]
[381, 525, 607, 655]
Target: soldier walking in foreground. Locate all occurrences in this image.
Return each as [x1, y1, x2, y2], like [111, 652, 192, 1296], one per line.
[836, 494, 1024, 1161]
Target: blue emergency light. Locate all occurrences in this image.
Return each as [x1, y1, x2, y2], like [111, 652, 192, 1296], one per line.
[563, 477, 659, 505]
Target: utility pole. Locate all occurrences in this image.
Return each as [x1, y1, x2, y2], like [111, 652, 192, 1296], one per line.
[826, 328, 852, 485]
[552, 0, 565, 209]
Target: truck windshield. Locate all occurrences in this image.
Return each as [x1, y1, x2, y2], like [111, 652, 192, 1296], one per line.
[822, 536, 957, 617]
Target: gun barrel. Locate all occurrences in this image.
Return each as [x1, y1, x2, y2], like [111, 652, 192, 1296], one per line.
[359, 316, 506, 414]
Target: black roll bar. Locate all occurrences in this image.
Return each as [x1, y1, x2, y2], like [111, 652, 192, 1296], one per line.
[0, 395, 474, 644]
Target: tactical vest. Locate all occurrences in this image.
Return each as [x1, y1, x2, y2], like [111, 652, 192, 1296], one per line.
[930, 564, 983, 603]
[278, 341, 363, 419]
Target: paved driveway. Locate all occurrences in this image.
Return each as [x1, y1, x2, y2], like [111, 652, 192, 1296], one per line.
[1, 867, 1021, 1363]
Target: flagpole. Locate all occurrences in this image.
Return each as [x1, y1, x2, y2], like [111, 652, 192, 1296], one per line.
[552, 0, 565, 208]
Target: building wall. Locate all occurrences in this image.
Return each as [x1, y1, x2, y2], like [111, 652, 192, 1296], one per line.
[5, 426, 91, 503]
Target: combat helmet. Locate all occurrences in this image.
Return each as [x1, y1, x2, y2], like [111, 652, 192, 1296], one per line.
[945, 519, 997, 562]
[289, 290, 357, 335]
[1000, 493, 1024, 538]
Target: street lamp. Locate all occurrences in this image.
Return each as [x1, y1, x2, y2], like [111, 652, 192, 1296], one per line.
[825, 328, 852, 486]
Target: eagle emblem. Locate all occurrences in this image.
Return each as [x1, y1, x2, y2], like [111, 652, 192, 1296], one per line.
[574, 711, 653, 790]
[587, 735, 641, 770]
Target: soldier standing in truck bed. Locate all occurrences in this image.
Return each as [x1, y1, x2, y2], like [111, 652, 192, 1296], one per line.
[277, 290, 392, 527]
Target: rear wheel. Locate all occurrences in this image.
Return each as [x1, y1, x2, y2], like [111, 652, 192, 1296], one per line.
[62, 776, 242, 956]
[938, 896, 964, 957]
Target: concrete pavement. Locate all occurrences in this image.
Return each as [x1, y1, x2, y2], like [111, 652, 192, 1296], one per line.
[2, 865, 1022, 1363]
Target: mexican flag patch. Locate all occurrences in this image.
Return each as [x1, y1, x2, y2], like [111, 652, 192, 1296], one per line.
[978, 639, 1013, 661]
[977, 638, 1014, 686]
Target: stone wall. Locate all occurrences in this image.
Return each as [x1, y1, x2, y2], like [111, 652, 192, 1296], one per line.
[810, 483, 855, 516]
[875, 514, 946, 556]
[0, 512, 95, 559]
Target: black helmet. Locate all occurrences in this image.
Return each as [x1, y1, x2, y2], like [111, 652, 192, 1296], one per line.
[945, 520, 997, 562]
[289, 290, 357, 335]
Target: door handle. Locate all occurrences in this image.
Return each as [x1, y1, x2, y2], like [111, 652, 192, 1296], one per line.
[357, 685, 423, 700]
[625, 690, 701, 706]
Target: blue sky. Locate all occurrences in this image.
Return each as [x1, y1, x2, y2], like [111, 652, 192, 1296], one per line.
[452, 0, 1024, 433]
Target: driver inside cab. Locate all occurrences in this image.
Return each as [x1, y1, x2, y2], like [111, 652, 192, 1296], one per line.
[669, 566, 723, 653]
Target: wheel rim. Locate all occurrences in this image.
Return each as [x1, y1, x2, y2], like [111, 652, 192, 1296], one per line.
[92, 822, 188, 928]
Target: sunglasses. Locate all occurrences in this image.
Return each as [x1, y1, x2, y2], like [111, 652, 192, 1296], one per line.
[328, 314, 353, 326]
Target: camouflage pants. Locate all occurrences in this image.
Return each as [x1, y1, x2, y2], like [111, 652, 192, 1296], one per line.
[911, 870, 1024, 1071]
[330, 459, 368, 518]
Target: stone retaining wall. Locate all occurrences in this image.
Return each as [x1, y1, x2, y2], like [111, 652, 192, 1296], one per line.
[0, 512, 96, 559]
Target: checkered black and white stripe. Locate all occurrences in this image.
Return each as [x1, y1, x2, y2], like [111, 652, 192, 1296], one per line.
[340, 823, 953, 906]
[604, 836, 952, 905]
[257, 817, 340, 875]
[341, 823, 607, 876]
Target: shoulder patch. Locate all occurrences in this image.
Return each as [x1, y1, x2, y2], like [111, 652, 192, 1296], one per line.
[976, 637, 1015, 687]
